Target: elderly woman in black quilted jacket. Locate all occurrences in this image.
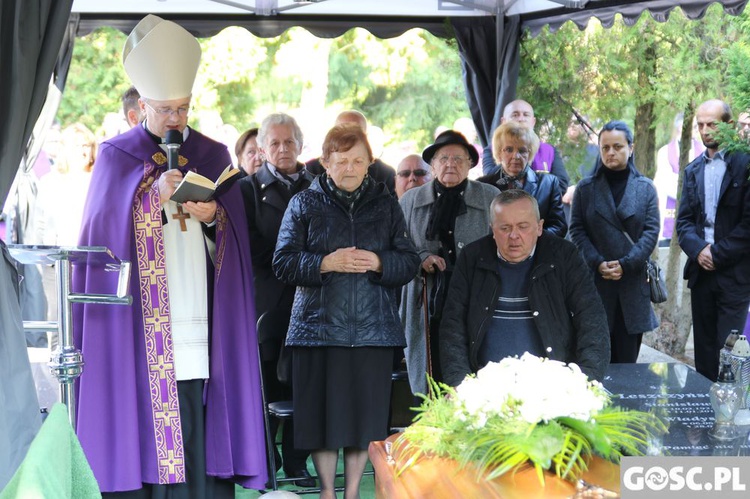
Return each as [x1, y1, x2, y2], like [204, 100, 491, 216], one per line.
[273, 123, 420, 499]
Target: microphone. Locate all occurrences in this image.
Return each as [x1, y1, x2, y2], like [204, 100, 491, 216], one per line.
[165, 129, 183, 171]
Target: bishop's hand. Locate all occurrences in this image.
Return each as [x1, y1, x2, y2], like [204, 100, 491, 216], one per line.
[182, 201, 217, 224]
[158, 169, 184, 205]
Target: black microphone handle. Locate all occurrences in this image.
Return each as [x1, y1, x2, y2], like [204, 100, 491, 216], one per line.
[167, 144, 180, 171]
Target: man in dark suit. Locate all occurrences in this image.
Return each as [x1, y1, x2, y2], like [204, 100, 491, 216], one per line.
[676, 99, 750, 382]
[305, 110, 396, 195]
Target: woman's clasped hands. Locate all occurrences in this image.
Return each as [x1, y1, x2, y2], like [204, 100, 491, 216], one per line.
[321, 246, 382, 274]
[598, 260, 623, 280]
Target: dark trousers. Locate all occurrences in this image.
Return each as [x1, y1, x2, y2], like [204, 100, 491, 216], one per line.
[102, 380, 235, 499]
[691, 271, 750, 382]
[267, 414, 309, 473]
[427, 316, 444, 385]
[610, 301, 643, 364]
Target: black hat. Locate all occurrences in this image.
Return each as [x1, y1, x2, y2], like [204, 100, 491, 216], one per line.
[422, 130, 479, 166]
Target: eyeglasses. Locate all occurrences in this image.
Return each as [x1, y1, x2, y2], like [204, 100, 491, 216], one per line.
[397, 169, 429, 178]
[434, 155, 469, 166]
[144, 101, 191, 117]
[502, 146, 530, 157]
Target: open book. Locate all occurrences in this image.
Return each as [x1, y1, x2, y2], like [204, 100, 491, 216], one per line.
[170, 165, 241, 204]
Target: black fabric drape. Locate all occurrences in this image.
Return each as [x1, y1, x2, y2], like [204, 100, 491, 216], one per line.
[0, 0, 74, 204]
[452, 15, 521, 149]
[53, 14, 78, 94]
[21, 14, 77, 177]
[75, 14, 451, 40]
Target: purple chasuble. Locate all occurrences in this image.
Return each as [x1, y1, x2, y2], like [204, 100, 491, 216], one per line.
[73, 125, 267, 492]
[531, 142, 555, 173]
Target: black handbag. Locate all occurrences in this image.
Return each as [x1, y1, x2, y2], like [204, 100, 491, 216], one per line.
[646, 259, 668, 304]
[621, 230, 668, 304]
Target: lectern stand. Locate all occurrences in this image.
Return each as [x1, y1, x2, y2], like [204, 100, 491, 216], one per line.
[8, 245, 131, 431]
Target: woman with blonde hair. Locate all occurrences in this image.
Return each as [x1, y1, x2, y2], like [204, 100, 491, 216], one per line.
[477, 122, 567, 237]
[32, 122, 98, 346]
[33, 122, 97, 246]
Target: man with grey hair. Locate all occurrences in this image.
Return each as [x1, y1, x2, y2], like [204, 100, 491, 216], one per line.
[440, 189, 609, 386]
[395, 154, 430, 199]
[306, 109, 396, 194]
[239, 112, 315, 487]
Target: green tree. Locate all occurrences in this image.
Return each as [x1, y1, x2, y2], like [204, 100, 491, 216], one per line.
[725, 11, 750, 111]
[58, 27, 129, 134]
[327, 28, 467, 148]
[519, 5, 743, 359]
[59, 26, 468, 157]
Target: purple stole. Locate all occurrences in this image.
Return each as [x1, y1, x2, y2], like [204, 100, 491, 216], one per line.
[131, 155, 185, 483]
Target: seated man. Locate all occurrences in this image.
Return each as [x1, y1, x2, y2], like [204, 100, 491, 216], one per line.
[440, 190, 610, 385]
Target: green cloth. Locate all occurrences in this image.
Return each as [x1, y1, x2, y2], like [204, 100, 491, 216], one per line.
[0, 403, 101, 499]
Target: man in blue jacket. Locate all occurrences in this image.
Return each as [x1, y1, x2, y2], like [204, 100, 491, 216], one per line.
[676, 99, 750, 382]
[439, 189, 610, 385]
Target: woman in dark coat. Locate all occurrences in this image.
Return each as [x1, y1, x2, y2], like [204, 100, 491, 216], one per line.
[478, 121, 567, 237]
[570, 120, 660, 363]
[273, 123, 420, 499]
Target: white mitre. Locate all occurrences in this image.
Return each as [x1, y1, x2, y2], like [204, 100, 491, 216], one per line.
[122, 14, 201, 101]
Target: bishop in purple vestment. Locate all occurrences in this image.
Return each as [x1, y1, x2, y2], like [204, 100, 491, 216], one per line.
[72, 15, 267, 494]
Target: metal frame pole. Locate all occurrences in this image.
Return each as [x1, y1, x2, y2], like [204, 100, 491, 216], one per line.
[49, 258, 84, 430]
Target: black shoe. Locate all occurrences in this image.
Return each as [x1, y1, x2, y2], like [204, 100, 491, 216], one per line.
[285, 468, 316, 487]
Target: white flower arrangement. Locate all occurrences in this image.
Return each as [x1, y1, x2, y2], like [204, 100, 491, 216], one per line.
[454, 353, 608, 429]
[395, 353, 666, 484]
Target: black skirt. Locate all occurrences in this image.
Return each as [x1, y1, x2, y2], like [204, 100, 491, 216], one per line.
[292, 346, 394, 450]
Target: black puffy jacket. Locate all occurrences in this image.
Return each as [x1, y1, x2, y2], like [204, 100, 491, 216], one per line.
[273, 176, 420, 347]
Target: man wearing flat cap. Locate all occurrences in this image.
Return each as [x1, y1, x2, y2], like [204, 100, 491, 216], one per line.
[73, 15, 266, 496]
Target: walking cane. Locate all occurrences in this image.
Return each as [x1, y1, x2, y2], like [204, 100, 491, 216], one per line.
[421, 270, 433, 396]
